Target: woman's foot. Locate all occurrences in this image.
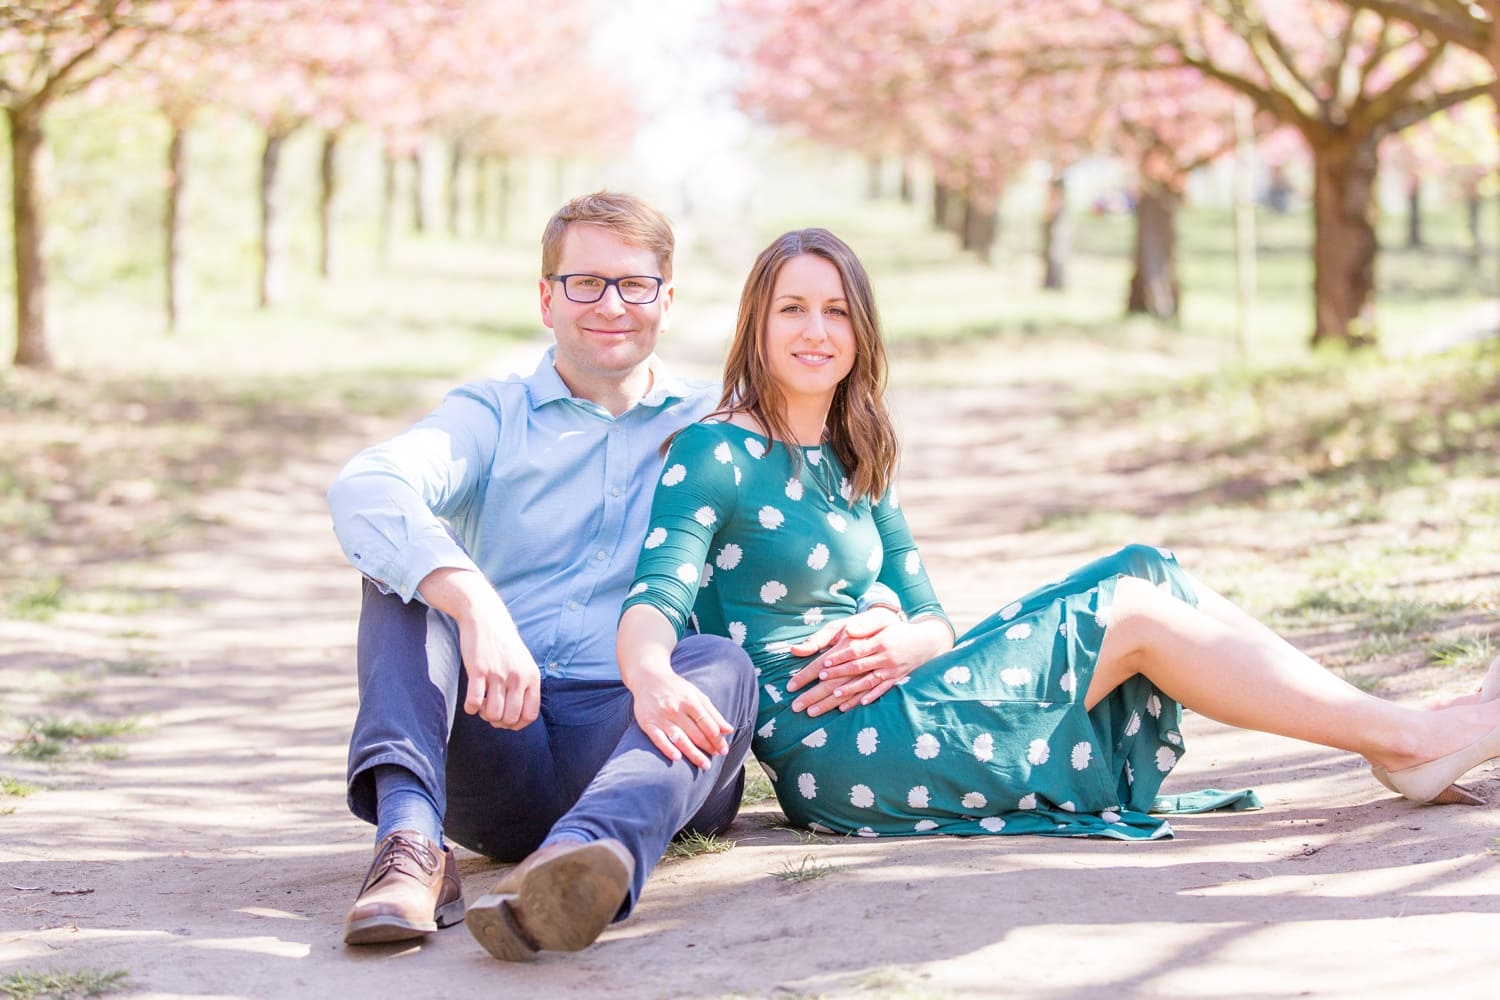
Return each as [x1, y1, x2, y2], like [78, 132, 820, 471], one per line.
[1369, 655, 1500, 803]
[1382, 716, 1500, 805]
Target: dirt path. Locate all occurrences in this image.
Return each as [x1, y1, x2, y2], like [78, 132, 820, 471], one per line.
[3, 341, 1498, 1000]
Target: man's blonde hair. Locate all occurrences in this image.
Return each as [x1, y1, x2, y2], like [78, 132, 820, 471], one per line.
[541, 191, 675, 281]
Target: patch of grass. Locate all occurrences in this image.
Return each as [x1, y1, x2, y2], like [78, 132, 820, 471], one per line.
[742, 762, 778, 805]
[0, 967, 130, 999]
[664, 830, 735, 860]
[1, 776, 39, 797]
[1336, 672, 1386, 694]
[6, 578, 65, 621]
[771, 854, 848, 884]
[9, 717, 139, 762]
[774, 824, 827, 845]
[1349, 634, 1407, 664]
[1429, 634, 1497, 671]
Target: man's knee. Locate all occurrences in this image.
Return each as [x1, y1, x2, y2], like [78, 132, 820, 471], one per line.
[672, 634, 757, 724]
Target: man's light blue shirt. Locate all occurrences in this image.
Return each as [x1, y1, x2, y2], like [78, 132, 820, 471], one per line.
[327, 346, 719, 680]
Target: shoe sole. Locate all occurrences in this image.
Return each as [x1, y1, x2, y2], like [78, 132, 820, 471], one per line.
[465, 842, 631, 961]
[344, 895, 466, 946]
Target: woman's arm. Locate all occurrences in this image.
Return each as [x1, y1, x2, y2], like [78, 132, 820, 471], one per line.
[618, 603, 733, 769]
[786, 488, 955, 716]
[618, 425, 740, 768]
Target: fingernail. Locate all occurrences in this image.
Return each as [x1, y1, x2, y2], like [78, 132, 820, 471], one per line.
[818, 671, 828, 680]
[791, 701, 803, 712]
[833, 688, 845, 697]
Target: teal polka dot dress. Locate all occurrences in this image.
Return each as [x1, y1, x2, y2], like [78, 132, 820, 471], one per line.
[623, 422, 1201, 840]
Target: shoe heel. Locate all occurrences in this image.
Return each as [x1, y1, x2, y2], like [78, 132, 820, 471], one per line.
[465, 892, 539, 962]
[434, 894, 467, 928]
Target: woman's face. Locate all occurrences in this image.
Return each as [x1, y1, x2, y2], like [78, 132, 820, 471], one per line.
[762, 253, 856, 410]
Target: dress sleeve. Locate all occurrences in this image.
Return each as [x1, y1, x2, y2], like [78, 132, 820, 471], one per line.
[621, 425, 739, 638]
[871, 487, 951, 629]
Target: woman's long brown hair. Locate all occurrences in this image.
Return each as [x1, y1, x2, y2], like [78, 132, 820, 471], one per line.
[707, 228, 898, 502]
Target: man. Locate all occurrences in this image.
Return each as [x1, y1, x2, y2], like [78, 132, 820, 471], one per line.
[327, 191, 757, 961]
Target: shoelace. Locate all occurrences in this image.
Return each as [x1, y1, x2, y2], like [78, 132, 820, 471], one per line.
[369, 835, 439, 886]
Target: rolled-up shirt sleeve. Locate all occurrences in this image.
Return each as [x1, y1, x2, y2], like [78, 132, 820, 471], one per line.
[327, 393, 499, 603]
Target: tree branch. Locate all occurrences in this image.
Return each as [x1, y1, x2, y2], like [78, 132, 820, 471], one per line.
[1343, 1, 1488, 53]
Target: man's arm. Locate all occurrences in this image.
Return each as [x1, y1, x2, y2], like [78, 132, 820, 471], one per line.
[327, 392, 499, 602]
[418, 567, 542, 730]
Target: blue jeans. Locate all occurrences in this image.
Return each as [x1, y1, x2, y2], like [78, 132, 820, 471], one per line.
[346, 579, 757, 916]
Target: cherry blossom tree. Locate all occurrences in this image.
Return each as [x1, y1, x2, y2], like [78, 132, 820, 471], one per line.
[1098, 0, 1491, 347]
[1, 0, 193, 367]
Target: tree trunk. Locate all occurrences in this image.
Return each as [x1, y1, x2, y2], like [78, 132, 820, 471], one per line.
[1464, 179, 1482, 264]
[1126, 182, 1181, 321]
[1040, 171, 1068, 290]
[497, 156, 511, 238]
[1309, 136, 1379, 348]
[8, 105, 51, 368]
[448, 138, 464, 235]
[961, 192, 998, 264]
[318, 130, 340, 279]
[258, 128, 289, 309]
[898, 160, 914, 203]
[473, 154, 488, 238]
[411, 150, 427, 233]
[1406, 175, 1422, 249]
[379, 149, 396, 263]
[165, 121, 188, 332]
[866, 155, 882, 200]
[932, 182, 950, 231]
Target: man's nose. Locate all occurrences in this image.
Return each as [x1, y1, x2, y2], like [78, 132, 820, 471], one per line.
[593, 285, 627, 315]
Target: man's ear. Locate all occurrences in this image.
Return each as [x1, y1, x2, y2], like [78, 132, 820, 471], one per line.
[658, 281, 675, 332]
[539, 277, 555, 329]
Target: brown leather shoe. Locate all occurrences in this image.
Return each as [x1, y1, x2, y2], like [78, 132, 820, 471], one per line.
[343, 830, 465, 945]
[465, 838, 634, 961]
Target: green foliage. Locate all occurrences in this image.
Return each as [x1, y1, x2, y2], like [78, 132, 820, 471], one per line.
[9, 717, 139, 762]
[0, 968, 130, 1000]
[1428, 634, 1497, 671]
[771, 854, 847, 883]
[664, 830, 736, 860]
[0, 776, 39, 797]
[742, 762, 778, 805]
[5, 578, 65, 621]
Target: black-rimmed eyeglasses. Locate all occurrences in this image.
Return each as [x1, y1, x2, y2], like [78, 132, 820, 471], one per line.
[547, 273, 665, 305]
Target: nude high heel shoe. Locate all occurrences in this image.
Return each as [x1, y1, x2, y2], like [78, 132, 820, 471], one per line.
[1383, 720, 1500, 805]
[1368, 655, 1500, 806]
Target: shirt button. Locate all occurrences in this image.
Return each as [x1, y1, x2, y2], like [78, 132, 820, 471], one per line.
[547, 660, 559, 671]
[567, 600, 580, 611]
[595, 550, 607, 560]
[610, 486, 622, 497]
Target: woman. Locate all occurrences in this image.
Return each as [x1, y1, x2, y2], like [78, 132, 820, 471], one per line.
[617, 228, 1500, 839]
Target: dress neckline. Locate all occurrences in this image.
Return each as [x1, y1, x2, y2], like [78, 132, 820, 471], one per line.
[715, 421, 825, 452]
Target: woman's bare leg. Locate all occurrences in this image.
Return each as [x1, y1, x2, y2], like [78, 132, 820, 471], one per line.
[1085, 576, 1500, 773]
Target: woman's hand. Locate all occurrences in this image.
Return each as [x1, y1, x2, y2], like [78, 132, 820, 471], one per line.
[630, 670, 734, 769]
[786, 611, 951, 717]
[617, 603, 732, 769]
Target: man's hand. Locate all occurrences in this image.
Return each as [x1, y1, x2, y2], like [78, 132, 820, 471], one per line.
[630, 670, 733, 770]
[786, 610, 951, 717]
[456, 612, 542, 729]
[418, 566, 541, 730]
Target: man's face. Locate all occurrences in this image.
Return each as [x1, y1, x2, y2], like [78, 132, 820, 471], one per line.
[540, 224, 673, 395]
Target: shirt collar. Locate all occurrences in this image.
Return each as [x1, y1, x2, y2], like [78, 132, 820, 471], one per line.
[524, 344, 696, 412]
